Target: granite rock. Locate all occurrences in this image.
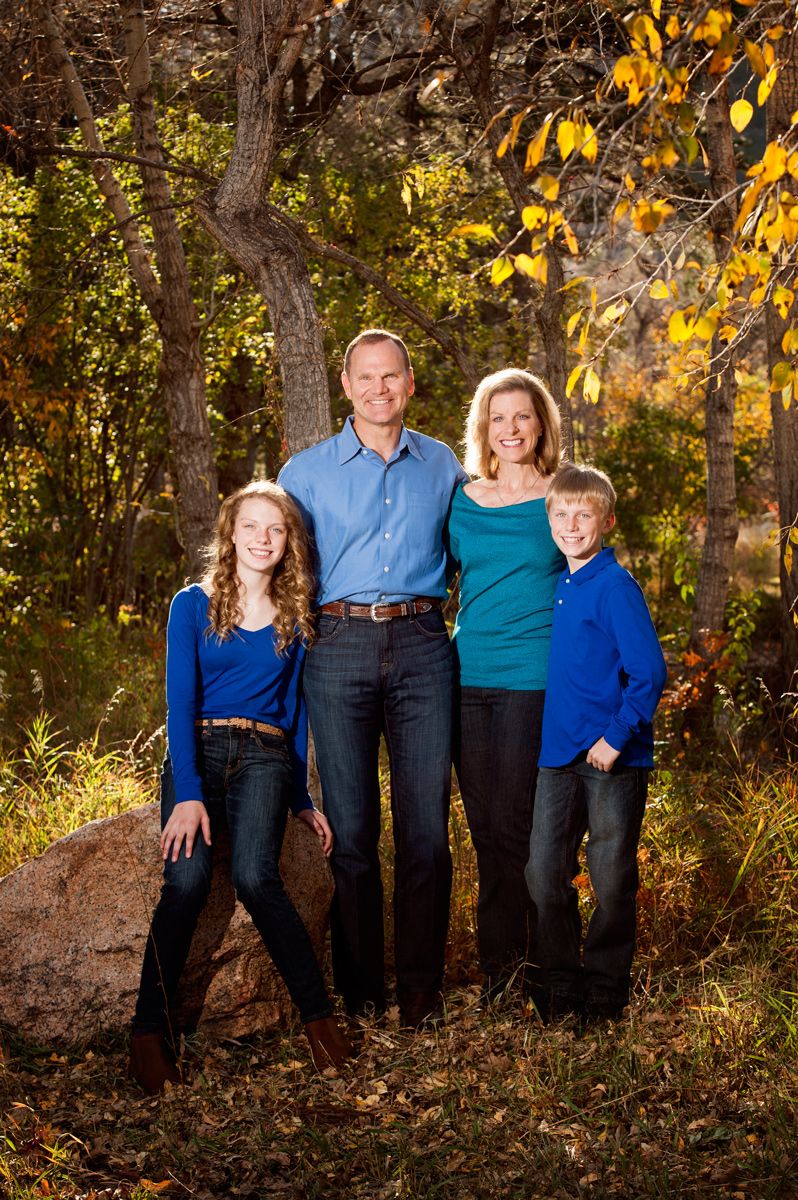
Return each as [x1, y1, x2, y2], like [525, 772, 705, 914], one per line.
[0, 803, 333, 1043]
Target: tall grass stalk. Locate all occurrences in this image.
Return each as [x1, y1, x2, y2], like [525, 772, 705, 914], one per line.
[0, 712, 154, 878]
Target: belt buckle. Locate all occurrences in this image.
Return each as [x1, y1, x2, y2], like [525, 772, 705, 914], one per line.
[370, 602, 391, 622]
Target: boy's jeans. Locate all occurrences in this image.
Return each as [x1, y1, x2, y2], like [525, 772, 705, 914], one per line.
[134, 726, 332, 1036]
[525, 761, 648, 1014]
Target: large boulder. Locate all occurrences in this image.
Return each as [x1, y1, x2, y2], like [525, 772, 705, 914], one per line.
[0, 804, 334, 1044]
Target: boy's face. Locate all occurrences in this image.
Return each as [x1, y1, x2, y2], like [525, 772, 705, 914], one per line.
[548, 495, 615, 570]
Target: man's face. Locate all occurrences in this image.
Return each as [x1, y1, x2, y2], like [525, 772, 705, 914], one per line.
[342, 339, 414, 436]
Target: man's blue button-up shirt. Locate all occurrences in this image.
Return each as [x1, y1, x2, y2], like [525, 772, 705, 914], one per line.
[278, 416, 467, 605]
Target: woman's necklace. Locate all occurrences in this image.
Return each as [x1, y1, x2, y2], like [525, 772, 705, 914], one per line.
[494, 466, 540, 507]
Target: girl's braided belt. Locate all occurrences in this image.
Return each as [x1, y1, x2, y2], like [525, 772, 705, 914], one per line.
[195, 717, 284, 738]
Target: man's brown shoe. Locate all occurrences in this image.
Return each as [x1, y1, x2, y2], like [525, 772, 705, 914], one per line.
[304, 1016, 354, 1070]
[129, 1032, 182, 1095]
[399, 990, 443, 1030]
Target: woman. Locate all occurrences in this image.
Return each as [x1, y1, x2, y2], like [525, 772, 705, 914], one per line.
[448, 368, 564, 1000]
[130, 480, 352, 1094]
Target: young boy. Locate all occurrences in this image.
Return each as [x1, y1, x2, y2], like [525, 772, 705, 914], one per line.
[525, 463, 667, 1022]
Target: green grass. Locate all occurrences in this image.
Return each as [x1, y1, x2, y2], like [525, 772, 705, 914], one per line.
[0, 712, 158, 878]
[1, 717, 797, 1197]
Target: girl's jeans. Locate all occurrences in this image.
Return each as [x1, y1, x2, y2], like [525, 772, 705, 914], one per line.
[133, 726, 331, 1036]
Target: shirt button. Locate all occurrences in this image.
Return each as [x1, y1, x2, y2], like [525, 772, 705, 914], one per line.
[558, 599, 563, 604]
[385, 498, 391, 505]
[383, 566, 390, 573]
[384, 532, 391, 540]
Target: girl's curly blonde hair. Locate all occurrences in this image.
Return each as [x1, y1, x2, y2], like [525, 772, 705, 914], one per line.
[199, 480, 315, 653]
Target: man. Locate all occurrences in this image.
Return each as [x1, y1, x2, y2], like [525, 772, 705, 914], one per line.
[278, 329, 466, 1027]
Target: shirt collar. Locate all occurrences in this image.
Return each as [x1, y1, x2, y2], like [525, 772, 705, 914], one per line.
[336, 415, 423, 464]
[566, 545, 617, 585]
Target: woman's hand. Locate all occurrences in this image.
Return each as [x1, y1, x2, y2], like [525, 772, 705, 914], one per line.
[296, 807, 333, 857]
[160, 800, 211, 862]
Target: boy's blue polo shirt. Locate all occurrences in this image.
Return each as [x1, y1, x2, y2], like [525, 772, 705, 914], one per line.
[540, 547, 667, 768]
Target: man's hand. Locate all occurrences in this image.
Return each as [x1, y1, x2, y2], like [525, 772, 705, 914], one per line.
[160, 800, 211, 862]
[297, 807, 334, 857]
[586, 737, 621, 773]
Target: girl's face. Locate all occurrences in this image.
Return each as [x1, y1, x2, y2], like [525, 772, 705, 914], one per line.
[487, 389, 542, 466]
[231, 497, 289, 575]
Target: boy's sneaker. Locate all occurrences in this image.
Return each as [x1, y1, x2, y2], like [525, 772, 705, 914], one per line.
[528, 988, 583, 1025]
[584, 997, 627, 1022]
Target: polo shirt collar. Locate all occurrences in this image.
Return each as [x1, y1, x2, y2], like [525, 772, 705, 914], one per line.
[567, 545, 616, 585]
[336, 415, 423, 463]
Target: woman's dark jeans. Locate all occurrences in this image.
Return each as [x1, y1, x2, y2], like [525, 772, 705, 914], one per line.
[525, 761, 649, 1013]
[454, 686, 544, 991]
[134, 726, 332, 1036]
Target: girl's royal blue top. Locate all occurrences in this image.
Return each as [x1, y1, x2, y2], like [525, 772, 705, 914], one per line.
[447, 487, 566, 690]
[165, 584, 312, 812]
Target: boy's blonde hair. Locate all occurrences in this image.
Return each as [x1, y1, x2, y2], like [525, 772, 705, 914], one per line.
[545, 462, 617, 519]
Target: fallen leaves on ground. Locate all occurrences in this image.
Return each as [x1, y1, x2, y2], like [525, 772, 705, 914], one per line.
[1, 978, 796, 1200]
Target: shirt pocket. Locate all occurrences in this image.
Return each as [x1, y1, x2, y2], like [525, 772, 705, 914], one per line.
[408, 489, 446, 509]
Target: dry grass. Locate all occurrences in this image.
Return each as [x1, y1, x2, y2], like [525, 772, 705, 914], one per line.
[1, 725, 797, 1198]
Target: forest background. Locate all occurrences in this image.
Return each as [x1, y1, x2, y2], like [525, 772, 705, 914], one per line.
[1, 2, 797, 1198]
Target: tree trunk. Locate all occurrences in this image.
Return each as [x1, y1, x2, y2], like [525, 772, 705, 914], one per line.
[160, 337, 220, 563]
[120, 0, 218, 572]
[535, 244, 573, 458]
[196, 203, 331, 453]
[36, 0, 219, 575]
[194, 0, 332, 452]
[766, 30, 798, 677]
[689, 77, 739, 653]
[421, 0, 572, 449]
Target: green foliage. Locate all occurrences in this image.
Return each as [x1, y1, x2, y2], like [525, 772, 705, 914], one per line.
[0, 608, 165, 757]
[0, 712, 153, 878]
[0, 148, 166, 618]
[286, 143, 529, 441]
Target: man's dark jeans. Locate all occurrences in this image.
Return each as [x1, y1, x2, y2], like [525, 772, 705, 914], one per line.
[134, 727, 332, 1036]
[304, 607, 454, 1013]
[525, 760, 648, 1014]
[454, 686, 544, 990]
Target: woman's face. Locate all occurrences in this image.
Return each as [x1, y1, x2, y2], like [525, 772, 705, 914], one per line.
[487, 389, 542, 466]
[231, 497, 289, 575]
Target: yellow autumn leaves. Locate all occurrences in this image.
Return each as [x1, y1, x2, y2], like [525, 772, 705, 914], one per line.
[455, 1, 797, 413]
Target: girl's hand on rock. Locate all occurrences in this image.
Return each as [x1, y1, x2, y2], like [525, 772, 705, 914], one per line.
[160, 801, 211, 862]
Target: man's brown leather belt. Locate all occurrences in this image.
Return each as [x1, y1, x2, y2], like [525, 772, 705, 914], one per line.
[195, 718, 284, 737]
[319, 598, 442, 622]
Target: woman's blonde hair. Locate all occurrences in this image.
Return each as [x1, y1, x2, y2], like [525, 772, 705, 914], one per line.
[199, 480, 315, 653]
[463, 368, 562, 479]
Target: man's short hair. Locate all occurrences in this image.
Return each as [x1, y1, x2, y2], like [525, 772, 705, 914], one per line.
[343, 329, 412, 375]
[546, 462, 617, 519]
